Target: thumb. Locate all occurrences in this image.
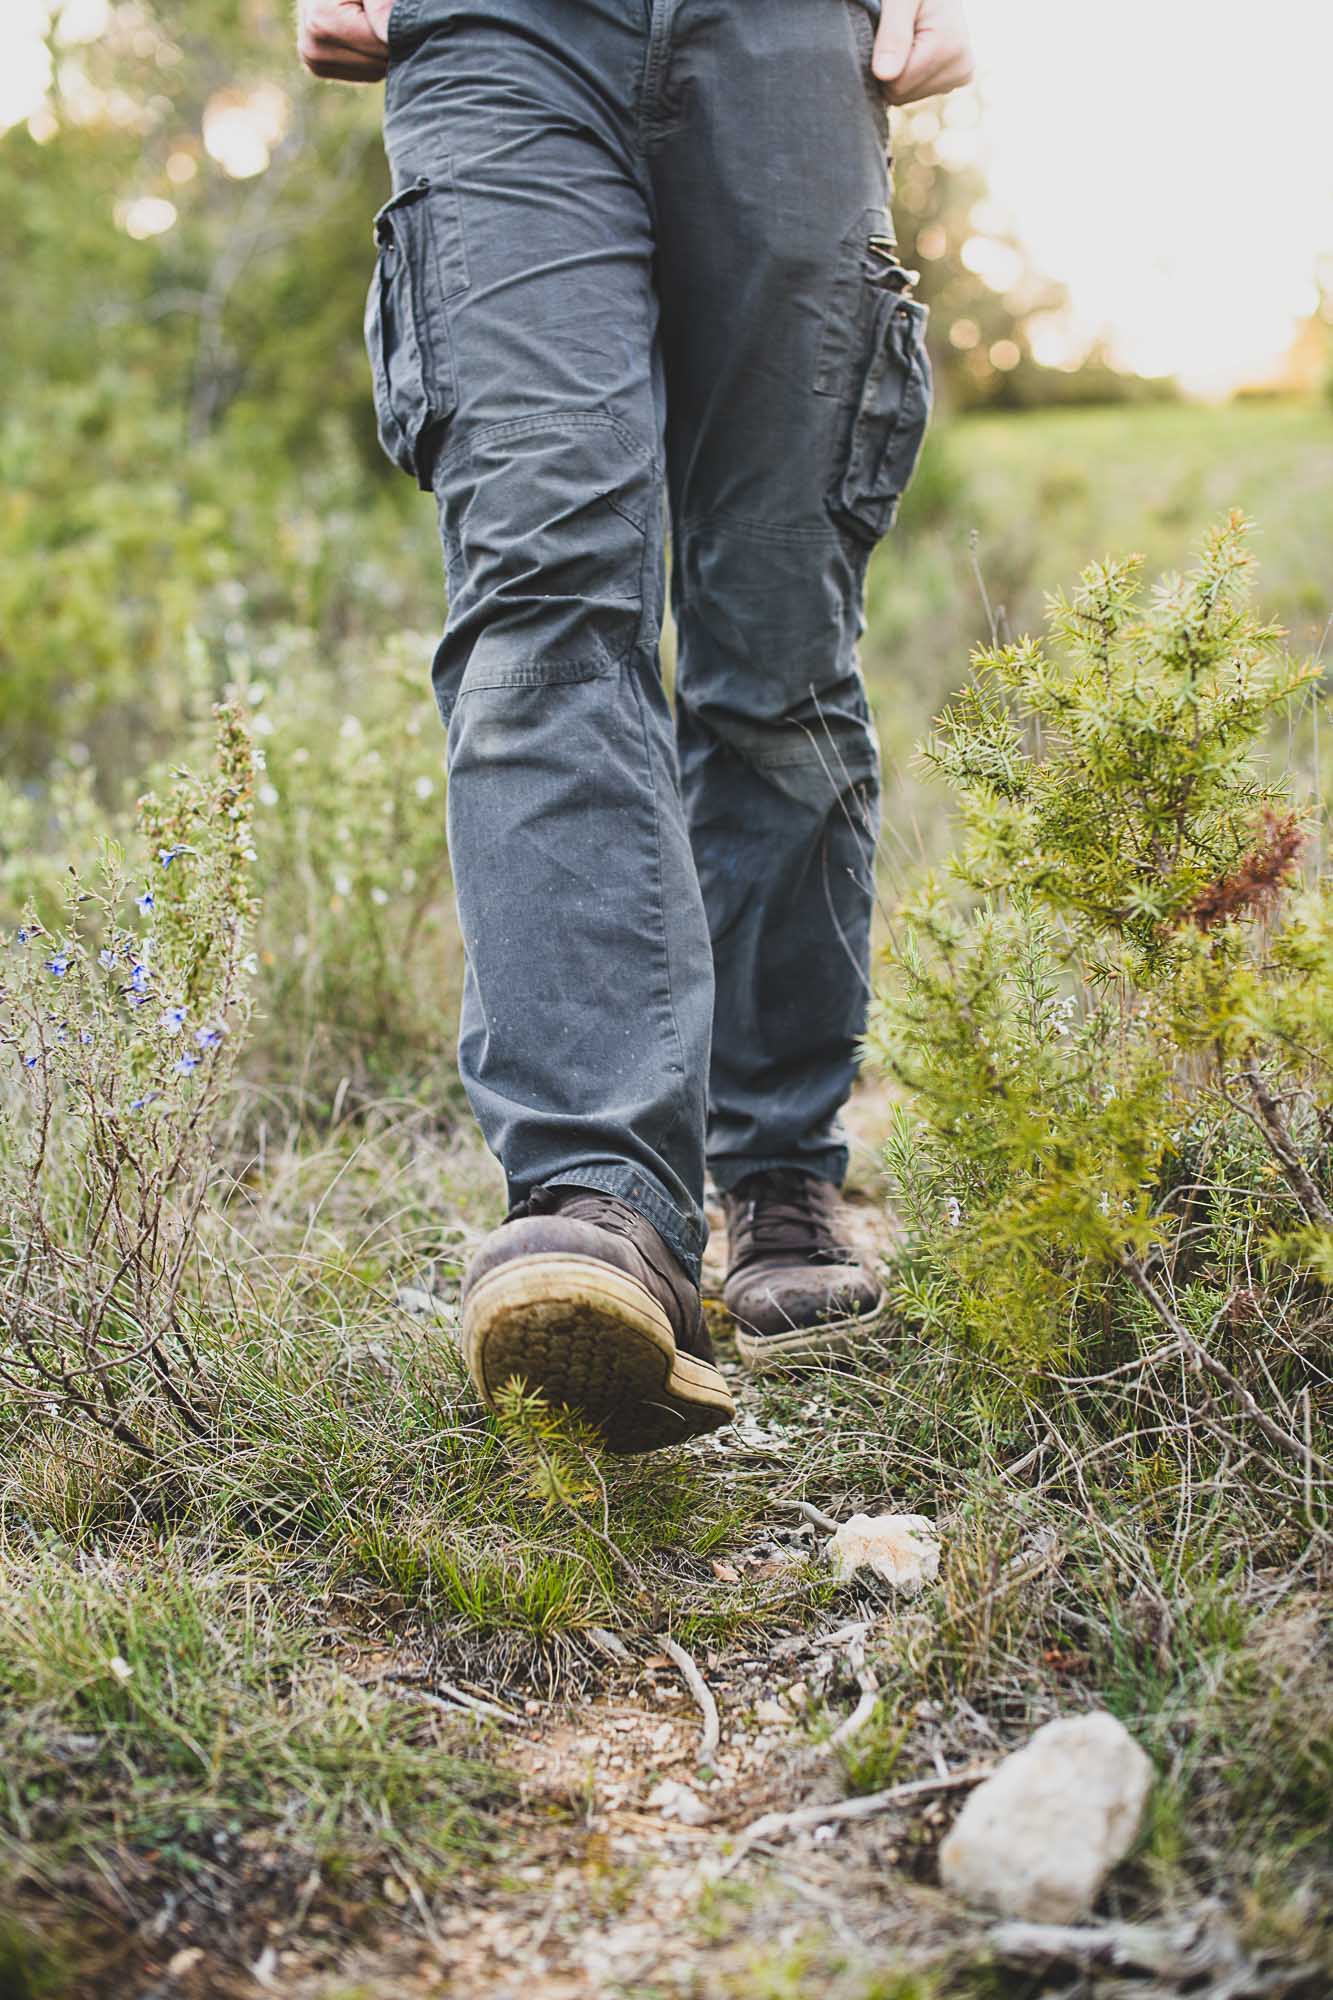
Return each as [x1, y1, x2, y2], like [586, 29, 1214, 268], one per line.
[873, 0, 919, 82]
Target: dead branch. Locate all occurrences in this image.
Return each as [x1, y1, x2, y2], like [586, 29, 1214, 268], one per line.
[720, 1764, 991, 1877]
[1117, 1254, 1327, 1481]
[658, 1635, 720, 1765]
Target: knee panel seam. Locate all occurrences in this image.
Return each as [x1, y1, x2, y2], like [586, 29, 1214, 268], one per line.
[432, 407, 664, 711]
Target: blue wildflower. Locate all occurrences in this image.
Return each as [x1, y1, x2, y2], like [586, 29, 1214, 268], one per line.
[129, 962, 150, 993]
[126, 990, 151, 1009]
[130, 1092, 161, 1112]
[16, 926, 35, 945]
[174, 1052, 199, 1076]
[195, 1024, 224, 1050]
[158, 1005, 187, 1034]
[99, 947, 118, 970]
[80, 1030, 94, 1045]
[158, 846, 186, 867]
[22, 1053, 38, 1069]
[136, 889, 155, 915]
[45, 954, 70, 978]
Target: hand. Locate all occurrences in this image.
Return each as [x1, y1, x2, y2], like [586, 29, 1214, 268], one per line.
[297, 0, 395, 81]
[873, 0, 974, 105]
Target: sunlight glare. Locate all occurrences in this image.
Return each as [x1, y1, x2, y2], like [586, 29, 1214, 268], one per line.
[963, 0, 1333, 393]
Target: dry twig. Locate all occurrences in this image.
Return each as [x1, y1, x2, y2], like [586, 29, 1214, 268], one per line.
[657, 1634, 720, 1764]
[719, 1764, 991, 1876]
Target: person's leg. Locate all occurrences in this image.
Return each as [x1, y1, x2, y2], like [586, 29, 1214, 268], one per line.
[647, 0, 931, 1200]
[370, 3, 733, 1445]
[375, 1, 714, 1282]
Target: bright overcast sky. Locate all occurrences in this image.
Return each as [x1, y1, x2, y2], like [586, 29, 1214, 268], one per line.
[5, 0, 1333, 397]
[965, 0, 1333, 394]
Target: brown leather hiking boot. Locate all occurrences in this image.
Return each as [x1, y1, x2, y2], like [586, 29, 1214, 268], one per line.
[460, 1185, 735, 1454]
[722, 1169, 884, 1372]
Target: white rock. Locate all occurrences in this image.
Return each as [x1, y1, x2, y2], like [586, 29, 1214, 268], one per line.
[827, 1512, 941, 1593]
[939, 1712, 1153, 1922]
[645, 1779, 711, 1826]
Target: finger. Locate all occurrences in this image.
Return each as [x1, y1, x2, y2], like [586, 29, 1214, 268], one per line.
[298, 28, 388, 78]
[302, 50, 389, 79]
[299, 23, 388, 76]
[872, 0, 921, 85]
[883, 32, 974, 104]
[303, 0, 388, 60]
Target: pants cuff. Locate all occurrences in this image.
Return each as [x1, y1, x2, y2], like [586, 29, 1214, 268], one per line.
[517, 1164, 706, 1284]
[708, 1148, 849, 1195]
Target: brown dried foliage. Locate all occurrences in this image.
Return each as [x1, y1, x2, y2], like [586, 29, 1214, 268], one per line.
[1183, 808, 1305, 932]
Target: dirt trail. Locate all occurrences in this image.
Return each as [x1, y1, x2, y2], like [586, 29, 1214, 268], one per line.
[272, 1105, 966, 2000]
[285, 1660, 968, 2000]
[282, 1489, 971, 2000]
[136, 1080, 941, 1999]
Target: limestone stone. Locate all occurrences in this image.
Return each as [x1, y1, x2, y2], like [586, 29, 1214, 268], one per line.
[939, 1712, 1153, 1922]
[827, 1512, 940, 1593]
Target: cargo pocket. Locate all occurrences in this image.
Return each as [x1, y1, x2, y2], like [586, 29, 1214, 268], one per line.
[827, 242, 932, 545]
[364, 172, 467, 490]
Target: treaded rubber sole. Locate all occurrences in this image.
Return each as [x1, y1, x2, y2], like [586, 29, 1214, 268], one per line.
[731, 1293, 886, 1376]
[462, 1254, 735, 1455]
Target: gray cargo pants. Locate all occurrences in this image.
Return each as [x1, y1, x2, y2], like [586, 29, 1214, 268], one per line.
[368, 0, 931, 1280]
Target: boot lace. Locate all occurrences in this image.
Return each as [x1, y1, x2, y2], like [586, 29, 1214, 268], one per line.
[732, 1170, 850, 1265]
[508, 1184, 641, 1233]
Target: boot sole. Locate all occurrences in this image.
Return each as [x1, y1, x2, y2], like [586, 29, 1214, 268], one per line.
[462, 1254, 735, 1455]
[731, 1296, 885, 1375]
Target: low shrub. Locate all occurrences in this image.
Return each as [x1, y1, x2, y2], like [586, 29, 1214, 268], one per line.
[872, 516, 1330, 1500]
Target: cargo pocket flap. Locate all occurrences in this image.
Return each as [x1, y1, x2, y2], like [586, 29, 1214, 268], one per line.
[365, 172, 466, 489]
[828, 247, 933, 545]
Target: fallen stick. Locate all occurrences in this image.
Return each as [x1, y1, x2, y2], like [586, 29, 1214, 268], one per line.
[989, 1912, 1255, 1984]
[658, 1634, 721, 1764]
[385, 1674, 522, 1726]
[773, 1497, 841, 1533]
[825, 1688, 879, 1749]
[436, 1679, 525, 1724]
[719, 1764, 991, 1876]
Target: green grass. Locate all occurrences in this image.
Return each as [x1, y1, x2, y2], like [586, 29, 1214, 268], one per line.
[0, 1554, 499, 1883]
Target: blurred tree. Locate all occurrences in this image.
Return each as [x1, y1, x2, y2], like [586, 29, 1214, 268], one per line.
[892, 99, 1171, 410]
[0, 0, 389, 455]
[0, 0, 412, 782]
